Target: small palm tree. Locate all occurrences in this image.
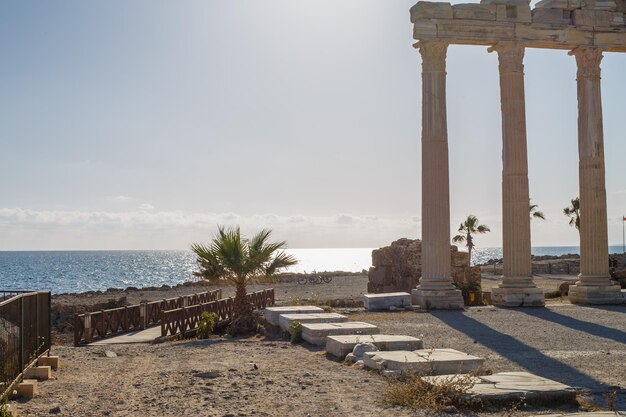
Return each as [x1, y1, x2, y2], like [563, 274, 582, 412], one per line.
[529, 199, 545, 220]
[452, 215, 490, 265]
[563, 197, 580, 230]
[191, 226, 297, 334]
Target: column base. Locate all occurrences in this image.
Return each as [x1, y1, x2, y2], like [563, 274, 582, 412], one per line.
[411, 288, 464, 310]
[568, 283, 624, 305]
[492, 286, 545, 307]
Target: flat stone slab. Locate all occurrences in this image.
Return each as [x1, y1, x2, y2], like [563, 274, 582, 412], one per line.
[301, 322, 380, 346]
[326, 334, 424, 359]
[363, 292, 412, 311]
[278, 313, 348, 332]
[423, 372, 576, 405]
[264, 306, 324, 326]
[363, 348, 484, 375]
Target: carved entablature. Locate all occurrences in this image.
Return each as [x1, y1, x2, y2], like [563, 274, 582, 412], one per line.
[410, 0, 626, 52]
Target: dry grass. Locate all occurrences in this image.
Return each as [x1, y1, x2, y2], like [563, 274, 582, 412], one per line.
[383, 370, 480, 412]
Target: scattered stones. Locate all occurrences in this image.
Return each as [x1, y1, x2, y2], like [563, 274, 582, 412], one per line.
[352, 342, 378, 358]
[103, 351, 117, 358]
[49, 404, 62, 414]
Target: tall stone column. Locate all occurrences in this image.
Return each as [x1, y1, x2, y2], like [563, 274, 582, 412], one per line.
[411, 41, 463, 310]
[489, 42, 544, 307]
[567, 47, 622, 304]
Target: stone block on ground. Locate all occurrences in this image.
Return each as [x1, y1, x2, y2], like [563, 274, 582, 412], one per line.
[23, 366, 51, 381]
[17, 379, 38, 398]
[38, 356, 59, 370]
[264, 306, 324, 326]
[326, 334, 424, 359]
[278, 313, 347, 332]
[423, 372, 576, 406]
[363, 292, 411, 311]
[363, 348, 484, 375]
[491, 287, 545, 307]
[301, 322, 380, 346]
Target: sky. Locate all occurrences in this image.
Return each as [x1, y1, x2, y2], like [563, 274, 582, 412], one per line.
[0, 0, 625, 251]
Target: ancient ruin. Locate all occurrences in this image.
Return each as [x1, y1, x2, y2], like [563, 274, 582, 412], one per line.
[367, 238, 481, 294]
[410, 0, 625, 308]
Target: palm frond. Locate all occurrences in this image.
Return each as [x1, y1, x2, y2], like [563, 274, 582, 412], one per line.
[476, 225, 490, 233]
[264, 251, 299, 276]
[452, 234, 465, 243]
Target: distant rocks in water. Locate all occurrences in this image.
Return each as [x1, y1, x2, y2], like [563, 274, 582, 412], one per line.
[367, 238, 481, 293]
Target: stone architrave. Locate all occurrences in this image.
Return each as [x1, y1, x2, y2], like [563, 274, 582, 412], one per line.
[411, 40, 464, 310]
[489, 42, 545, 307]
[567, 47, 622, 304]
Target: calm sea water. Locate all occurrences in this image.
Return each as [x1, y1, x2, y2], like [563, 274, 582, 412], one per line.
[0, 246, 624, 294]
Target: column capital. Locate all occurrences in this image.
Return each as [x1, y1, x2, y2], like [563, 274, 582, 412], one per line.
[488, 42, 525, 74]
[416, 41, 448, 72]
[568, 47, 603, 80]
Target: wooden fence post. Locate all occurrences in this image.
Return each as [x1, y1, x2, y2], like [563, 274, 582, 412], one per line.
[84, 313, 92, 343]
[140, 303, 146, 329]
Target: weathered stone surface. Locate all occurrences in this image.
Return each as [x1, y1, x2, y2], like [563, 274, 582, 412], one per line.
[582, 0, 619, 11]
[352, 342, 379, 357]
[411, 288, 465, 309]
[453, 4, 497, 20]
[569, 283, 624, 304]
[326, 334, 424, 359]
[423, 372, 576, 405]
[532, 8, 573, 24]
[278, 313, 347, 332]
[23, 366, 51, 380]
[301, 322, 380, 346]
[17, 379, 38, 398]
[492, 287, 545, 307]
[363, 292, 411, 311]
[495, 3, 532, 22]
[264, 306, 324, 326]
[535, 0, 582, 10]
[367, 239, 481, 294]
[363, 348, 485, 375]
[573, 8, 614, 25]
[410, 1, 453, 21]
[38, 356, 59, 370]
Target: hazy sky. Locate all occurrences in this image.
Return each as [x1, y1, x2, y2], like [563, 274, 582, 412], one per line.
[1, 1, 625, 250]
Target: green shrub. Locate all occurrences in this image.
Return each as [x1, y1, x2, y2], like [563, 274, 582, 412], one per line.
[197, 312, 219, 339]
[289, 321, 302, 344]
[322, 305, 333, 313]
[0, 398, 11, 417]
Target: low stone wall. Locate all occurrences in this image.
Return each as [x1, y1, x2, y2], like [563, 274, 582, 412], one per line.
[367, 238, 481, 293]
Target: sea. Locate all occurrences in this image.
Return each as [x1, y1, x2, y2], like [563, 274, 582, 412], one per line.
[0, 246, 624, 294]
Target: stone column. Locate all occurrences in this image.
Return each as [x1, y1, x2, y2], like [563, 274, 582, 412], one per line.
[567, 47, 622, 304]
[411, 40, 463, 310]
[489, 42, 544, 307]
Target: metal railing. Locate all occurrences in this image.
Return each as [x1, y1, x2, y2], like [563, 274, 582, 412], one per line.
[73, 289, 222, 346]
[160, 288, 275, 337]
[0, 291, 51, 400]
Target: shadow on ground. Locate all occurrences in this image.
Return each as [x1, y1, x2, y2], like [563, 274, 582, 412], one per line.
[431, 310, 607, 391]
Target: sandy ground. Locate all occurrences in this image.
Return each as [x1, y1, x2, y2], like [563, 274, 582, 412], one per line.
[16, 274, 624, 416]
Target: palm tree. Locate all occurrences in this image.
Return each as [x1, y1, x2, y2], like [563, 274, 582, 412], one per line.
[563, 197, 580, 230]
[529, 199, 546, 220]
[452, 215, 490, 265]
[191, 226, 297, 334]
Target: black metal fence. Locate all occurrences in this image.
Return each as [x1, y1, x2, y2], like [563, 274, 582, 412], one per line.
[0, 291, 51, 400]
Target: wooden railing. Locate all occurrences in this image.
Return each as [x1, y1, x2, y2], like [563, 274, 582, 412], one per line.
[73, 289, 222, 346]
[160, 288, 275, 337]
